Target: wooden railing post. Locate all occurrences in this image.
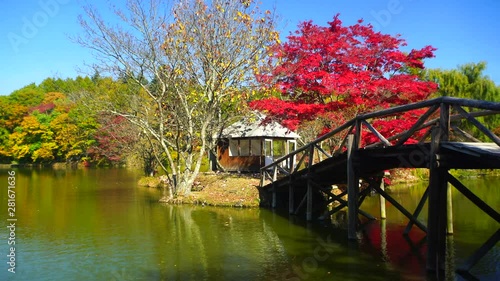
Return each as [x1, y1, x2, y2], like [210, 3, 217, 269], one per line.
[306, 145, 315, 221]
[272, 166, 278, 209]
[379, 176, 386, 220]
[259, 170, 265, 188]
[347, 133, 359, 240]
[288, 154, 295, 214]
[289, 179, 294, 214]
[427, 102, 450, 273]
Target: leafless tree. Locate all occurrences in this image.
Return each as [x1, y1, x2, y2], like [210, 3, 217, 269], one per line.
[76, 0, 278, 199]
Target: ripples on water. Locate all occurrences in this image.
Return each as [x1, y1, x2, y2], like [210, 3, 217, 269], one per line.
[0, 168, 498, 280]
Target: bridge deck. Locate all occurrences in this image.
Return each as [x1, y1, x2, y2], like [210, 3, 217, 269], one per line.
[262, 142, 500, 191]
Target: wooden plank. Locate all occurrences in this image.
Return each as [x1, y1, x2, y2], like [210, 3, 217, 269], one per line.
[361, 120, 391, 146]
[306, 181, 313, 221]
[426, 125, 448, 273]
[314, 143, 332, 158]
[294, 192, 307, 215]
[260, 119, 355, 171]
[277, 165, 290, 175]
[358, 97, 441, 120]
[357, 185, 371, 207]
[447, 173, 500, 223]
[373, 184, 428, 233]
[418, 126, 433, 143]
[394, 104, 439, 147]
[379, 178, 387, 219]
[318, 186, 374, 220]
[358, 187, 376, 220]
[263, 99, 498, 168]
[326, 204, 347, 217]
[441, 143, 481, 157]
[333, 131, 351, 157]
[447, 183, 453, 234]
[271, 166, 278, 208]
[440, 103, 450, 140]
[443, 96, 500, 111]
[453, 105, 500, 146]
[259, 171, 265, 188]
[404, 185, 429, 235]
[347, 134, 359, 240]
[366, 110, 496, 148]
[294, 152, 307, 173]
[457, 229, 500, 272]
[451, 125, 481, 142]
[426, 166, 448, 272]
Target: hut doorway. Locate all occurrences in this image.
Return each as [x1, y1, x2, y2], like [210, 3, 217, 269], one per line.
[264, 139, 273, 167]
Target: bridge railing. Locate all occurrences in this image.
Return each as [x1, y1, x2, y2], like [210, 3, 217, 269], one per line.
[260, 97, 500, 187]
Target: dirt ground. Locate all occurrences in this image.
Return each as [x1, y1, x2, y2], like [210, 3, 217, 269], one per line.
[145, 169, 429, 207]
[178, 172, 262, 207]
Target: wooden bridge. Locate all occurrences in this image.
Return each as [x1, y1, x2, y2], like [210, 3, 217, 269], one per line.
[258, 97, 500, 276]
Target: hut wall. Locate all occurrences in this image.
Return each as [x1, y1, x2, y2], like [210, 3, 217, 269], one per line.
[217, 139, 263, 172]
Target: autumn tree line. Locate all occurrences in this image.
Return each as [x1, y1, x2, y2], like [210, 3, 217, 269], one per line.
[0, 77, 148, 168]
[1, 0, 499, 198]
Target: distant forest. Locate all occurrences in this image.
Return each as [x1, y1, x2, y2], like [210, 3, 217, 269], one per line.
[0, 76, 148, 168]
[1, 62, 499, 171]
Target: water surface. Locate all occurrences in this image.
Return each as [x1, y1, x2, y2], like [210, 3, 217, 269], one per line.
[0, 168, 498, 280]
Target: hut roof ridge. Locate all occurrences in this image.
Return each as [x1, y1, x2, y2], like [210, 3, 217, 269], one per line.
[222, 112, 299, 139]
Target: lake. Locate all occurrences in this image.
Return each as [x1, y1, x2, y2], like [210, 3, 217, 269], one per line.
[0, 168, 498, 280]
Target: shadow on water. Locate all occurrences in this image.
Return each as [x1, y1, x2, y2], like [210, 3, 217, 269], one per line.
[257, 177, 499, 281]
[0, 168, 497, 280]
[257, 209, 406, 281]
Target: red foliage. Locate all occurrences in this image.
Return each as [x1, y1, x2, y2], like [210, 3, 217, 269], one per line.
[88, 113, 138, 164]
[251, 15, 438, 140]
[29, 103, 55, 114]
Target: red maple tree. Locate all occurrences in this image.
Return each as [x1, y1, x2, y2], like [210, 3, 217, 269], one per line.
[250, 15, 438, 143]
[88, 113, 139, 164]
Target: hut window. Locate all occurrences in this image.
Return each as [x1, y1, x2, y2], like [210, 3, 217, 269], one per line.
[239, 139, 250, 156]
[273, 139, 286, 157]
[251, 139, 261, 156]
[228, 139, 259, 156]
[229, 139, 238, 156]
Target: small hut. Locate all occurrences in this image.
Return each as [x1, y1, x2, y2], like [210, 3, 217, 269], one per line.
[215, 112, 300, 172]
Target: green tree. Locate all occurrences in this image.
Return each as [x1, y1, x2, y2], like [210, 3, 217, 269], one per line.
[0, 127, 10, 162]
[8, 83, 45, 106]
[425, 62, 500, 140]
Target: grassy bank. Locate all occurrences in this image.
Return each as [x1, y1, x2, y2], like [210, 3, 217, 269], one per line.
[139, 172, 261, 207]
[188, 173, 261, 207]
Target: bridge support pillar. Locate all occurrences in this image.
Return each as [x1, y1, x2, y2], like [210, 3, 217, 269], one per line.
[447, 184, 453, 234]
[427, 109, 450, 273]
[379, 177, 386, 220]
[427, 166, 448, 273]
[306, 181, 313, 221]
[347, 134, 359, 240]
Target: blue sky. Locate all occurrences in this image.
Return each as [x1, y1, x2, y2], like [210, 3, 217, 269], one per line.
[1, 0, 499, 96]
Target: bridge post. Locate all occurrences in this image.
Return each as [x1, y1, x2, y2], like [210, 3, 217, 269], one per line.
[289, 155, 295, 214]
[306, 146, 315, 221]
[347, 134, 359, 240]
[379, 176, 386, 220]
[427, 103, 450, 273]
[272, 166, 278, 209]
[447, 185, 453, 234]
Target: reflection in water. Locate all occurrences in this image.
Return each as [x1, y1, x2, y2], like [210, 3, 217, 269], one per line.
[0, 168, 498, 280]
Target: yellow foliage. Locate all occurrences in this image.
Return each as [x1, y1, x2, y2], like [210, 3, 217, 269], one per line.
[32, 142, 57, 162]
[42, 92, 66, 104]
